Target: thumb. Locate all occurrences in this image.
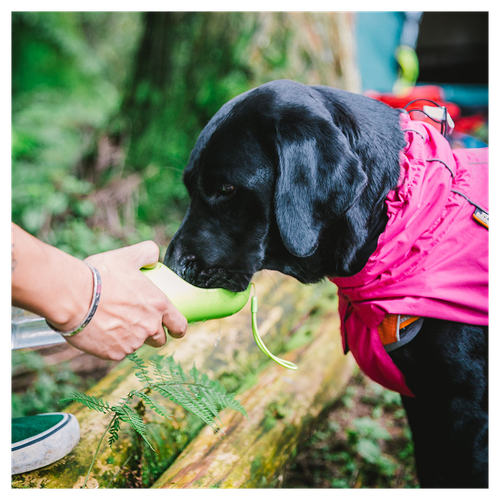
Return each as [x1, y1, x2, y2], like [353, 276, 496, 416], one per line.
[118, 240, 161, 269]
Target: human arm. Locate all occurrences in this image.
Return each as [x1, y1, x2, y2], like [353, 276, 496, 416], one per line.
[11, 223, 187, 360]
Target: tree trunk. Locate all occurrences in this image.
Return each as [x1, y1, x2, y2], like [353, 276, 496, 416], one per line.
[11, 272, 354, 488]
[74, 12, 360, 245]
[120, 11, 360, 170]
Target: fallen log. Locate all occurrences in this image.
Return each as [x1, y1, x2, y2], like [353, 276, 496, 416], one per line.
[153, 309, 354, 488]
[11, 271, 354, 488]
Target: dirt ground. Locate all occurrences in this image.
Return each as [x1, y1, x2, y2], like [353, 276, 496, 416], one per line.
[281, 370, 419, 488]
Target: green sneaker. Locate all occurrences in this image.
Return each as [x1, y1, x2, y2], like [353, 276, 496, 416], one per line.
[12, 413, 80, 475]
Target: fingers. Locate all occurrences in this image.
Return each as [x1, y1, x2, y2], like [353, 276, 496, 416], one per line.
[80, 240, 188, 359]
[144, 325, 168, 348]
[90, 240, 160, 270]
[145, 306, 187, 348]
[164, 310, 188, 339]
[144, 293, 187, 347]
[167, 327, 187, 339]
[125, 240, 160, 269]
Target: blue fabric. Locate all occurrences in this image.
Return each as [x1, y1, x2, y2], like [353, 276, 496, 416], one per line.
[356, 12, 405, 93]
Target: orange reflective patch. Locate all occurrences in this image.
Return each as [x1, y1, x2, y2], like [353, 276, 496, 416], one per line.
[378, 314, 420, 346]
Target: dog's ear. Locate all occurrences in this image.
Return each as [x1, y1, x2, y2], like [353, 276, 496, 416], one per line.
[275, 124, 368, 257]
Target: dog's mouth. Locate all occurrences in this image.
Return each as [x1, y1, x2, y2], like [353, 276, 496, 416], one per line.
[188, 268, 252, 292]
[164, 258, 252, 293]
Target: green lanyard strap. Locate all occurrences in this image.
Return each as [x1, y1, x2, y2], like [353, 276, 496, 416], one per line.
[250, 293, 298, 371]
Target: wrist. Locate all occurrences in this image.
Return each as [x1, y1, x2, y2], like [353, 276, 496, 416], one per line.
[11, 224, 95, 330]
[46, 262, 101, 336]
[46, 259, 95, 332]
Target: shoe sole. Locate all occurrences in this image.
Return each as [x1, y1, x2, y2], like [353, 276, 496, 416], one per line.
[12, 413, 80, 475]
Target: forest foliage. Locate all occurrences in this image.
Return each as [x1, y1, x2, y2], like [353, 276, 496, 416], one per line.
[12, 12, 358, 258]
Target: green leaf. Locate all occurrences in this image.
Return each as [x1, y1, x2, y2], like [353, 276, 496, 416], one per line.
[156, 383, 219, 431]
[356, 438, 382, 464]
[47, 192, 69, 215]
[108, 417, 121, 447]
[352, 417, 391, 440]
[127, 352, 153, 387]
[151, 354, 187, 384]
[135, 391, 173, 421]
[189, 364, 200, 384]
[61, 392, 111, 414]
[113, 404, 154, 450]
[21, 208, 46, 233]
[73, 199, 95, 217]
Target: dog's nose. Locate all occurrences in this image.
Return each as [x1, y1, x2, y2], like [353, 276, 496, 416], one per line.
[163, 241, 183, 269]
[164, 242, 196, 277]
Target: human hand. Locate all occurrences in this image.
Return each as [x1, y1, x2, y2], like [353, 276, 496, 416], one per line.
[64, 241, 187, 360]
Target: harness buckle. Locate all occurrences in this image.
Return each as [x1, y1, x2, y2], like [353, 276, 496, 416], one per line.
[473, 208, 489, 229]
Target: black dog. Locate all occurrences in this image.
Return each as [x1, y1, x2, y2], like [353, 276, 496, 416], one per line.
[165, 80, 488, 488]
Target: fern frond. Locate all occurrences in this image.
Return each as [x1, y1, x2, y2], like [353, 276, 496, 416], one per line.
[189, 364, 200, 384]
[199, 384, 248, 420]
[112, 404, 154, 451]
[152, 355, 188, 384]
[127, 352, 153, 387]
[151, 354, 168, 384]
[186, 374, 248, 420]
[62, 392, 111, 414]
[108, 417, 121, 447]
[151, 355, 248, 431]
[213, 389, 249, 419]
[196, 386, 223, 424]
[68, 351, 248, 490]
[155, 383, 219, 431]
[135, 391, 173, 421]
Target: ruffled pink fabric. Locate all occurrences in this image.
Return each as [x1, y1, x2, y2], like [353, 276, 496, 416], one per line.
[330, 113, 488, 396]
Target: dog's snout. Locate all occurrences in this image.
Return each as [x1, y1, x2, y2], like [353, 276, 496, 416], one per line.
[164, 239, 251, 292]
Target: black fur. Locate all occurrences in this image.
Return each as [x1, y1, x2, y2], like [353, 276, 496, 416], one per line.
[165, 80, 488, 488]
[167, 80, 405, 287]
[390, 319, 488, 488]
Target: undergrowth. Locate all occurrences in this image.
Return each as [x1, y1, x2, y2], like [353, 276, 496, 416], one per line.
[283, 371, 419, 488]
[63, 352, 248, 488]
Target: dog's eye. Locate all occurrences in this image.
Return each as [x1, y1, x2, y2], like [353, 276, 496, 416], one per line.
[217, 184, 235, 196]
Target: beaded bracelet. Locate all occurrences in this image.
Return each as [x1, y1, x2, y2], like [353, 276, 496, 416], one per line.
[46, 262, 102, 338]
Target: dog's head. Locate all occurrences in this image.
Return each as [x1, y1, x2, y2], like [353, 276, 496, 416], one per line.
[165, 80, 404, 291]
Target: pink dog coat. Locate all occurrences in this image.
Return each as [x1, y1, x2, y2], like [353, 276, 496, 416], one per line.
[330, 112, 489, 397]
